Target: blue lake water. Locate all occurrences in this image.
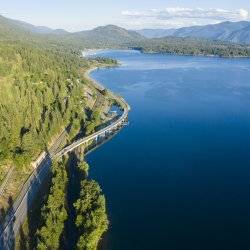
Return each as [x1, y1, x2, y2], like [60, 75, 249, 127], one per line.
[87, 50, 250, 250]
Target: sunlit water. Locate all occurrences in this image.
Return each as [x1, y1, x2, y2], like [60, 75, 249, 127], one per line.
[87, 50, 250, 250]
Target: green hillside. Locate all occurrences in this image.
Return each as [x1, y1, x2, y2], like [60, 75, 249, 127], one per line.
[0, 15, 144, 49]
[137, 37, 250, 57]
[2, 14, 249, 57]
[72, 24, 145, 48]
[0, 15, 250, 168]
[0, 41, 88, 166]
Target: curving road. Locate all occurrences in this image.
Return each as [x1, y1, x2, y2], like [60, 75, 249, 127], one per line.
[0, 85, 130, 250]
[55, 96, 130, 158]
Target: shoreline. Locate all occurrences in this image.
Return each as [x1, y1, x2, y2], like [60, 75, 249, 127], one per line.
[1, 62, 130, 248]
[82, 49, 110, 58]
[140, 50, 250, 59]
[84, 67, 105, 91]
[83, 64, 130, 250]
[83, 48, 250, 59]
[84, 65, 130, 111]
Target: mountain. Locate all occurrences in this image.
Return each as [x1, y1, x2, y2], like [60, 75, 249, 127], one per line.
[0, 14, 249, 57]
[136, 28, 176, 38]
[72, 25, 145, 47]
[137, 21, 250, 44]
[0, 15, 145, 49]
[15, 20, 69, 35]
[10, 20, 55, 33]
[227, 25, 250, 43]
[139, 36, 250, 57]
[0, 15, 30, 39]
[0, 15, 69, 38]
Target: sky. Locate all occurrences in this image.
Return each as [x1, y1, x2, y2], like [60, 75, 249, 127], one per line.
[1, 0, 250, 31]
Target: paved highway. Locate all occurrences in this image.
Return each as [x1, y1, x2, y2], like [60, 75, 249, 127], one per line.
[55, 97, 130, 158]
[0, 88, 129, 249]
[0, 156, 52, 249]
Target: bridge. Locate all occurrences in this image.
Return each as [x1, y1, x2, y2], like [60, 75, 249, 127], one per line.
[0, 90, 130, 249]
[55, 99, 129, 159]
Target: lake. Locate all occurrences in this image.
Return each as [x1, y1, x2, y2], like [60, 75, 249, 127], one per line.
[87, 50, 250, 250]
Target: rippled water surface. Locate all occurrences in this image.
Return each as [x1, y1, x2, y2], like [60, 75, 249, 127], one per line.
[87, 50, 250, 250]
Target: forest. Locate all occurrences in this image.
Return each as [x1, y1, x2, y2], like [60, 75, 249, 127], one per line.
[2, 12, 250, 249]
[1, 14, 250, 59]
[16, 157, 108, 250]
[0, 41, 100, 168]
[134, 37, 250, 57]
[0, 21, 114, 248]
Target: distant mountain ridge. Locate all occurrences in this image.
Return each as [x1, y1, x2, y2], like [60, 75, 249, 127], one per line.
[0, 15, 145, 49]
[137, 21, 250, 44]
[0, 15, 70, 35]
[2, 14, 250, 46]
[1, 14, 250, 57]
[73, 24, 145, 46]
[136, 28, 175, 38]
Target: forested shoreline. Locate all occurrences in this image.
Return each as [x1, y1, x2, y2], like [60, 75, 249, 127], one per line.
[36, 158, 108, 250]
[0, 14, 115, 248]
[2, 11, 250, 249]
[134, 37, 250, 58]
[1, 14, 250, 59]
[0, 42, 88, 167]
[15, 155, 108, 250]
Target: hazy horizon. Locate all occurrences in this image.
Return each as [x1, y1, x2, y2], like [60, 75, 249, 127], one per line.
[1, 14, 250, 33]
[1, 0, 250, 31]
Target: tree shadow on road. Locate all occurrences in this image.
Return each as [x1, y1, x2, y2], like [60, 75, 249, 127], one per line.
[61, 152, 82, 250]
[0, 196, 15, 249]
[15, 152, 52, 250]
[17, 225, 28, 250]
[25, 171, 52, 249]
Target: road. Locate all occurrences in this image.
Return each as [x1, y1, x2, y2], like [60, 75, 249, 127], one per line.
[0, 88, 129, 249]
[55, 96, 129, 158]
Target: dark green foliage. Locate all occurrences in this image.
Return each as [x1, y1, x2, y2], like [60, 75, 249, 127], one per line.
[136, 37, 250, 57]
[36, 160, 68, 249]
[90, 57, 118, 65]
[78, 161, 89, 177]
[74, 179, 108, 250]
[0, 14, 110, 250]
[35, 158, 108, 250]
[85, 110, 101, 135]
[0, 42, 87, 166]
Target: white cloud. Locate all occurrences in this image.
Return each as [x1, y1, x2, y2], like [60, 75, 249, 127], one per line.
[122, 8, 249, 21]
[121, 7, 249, 29]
